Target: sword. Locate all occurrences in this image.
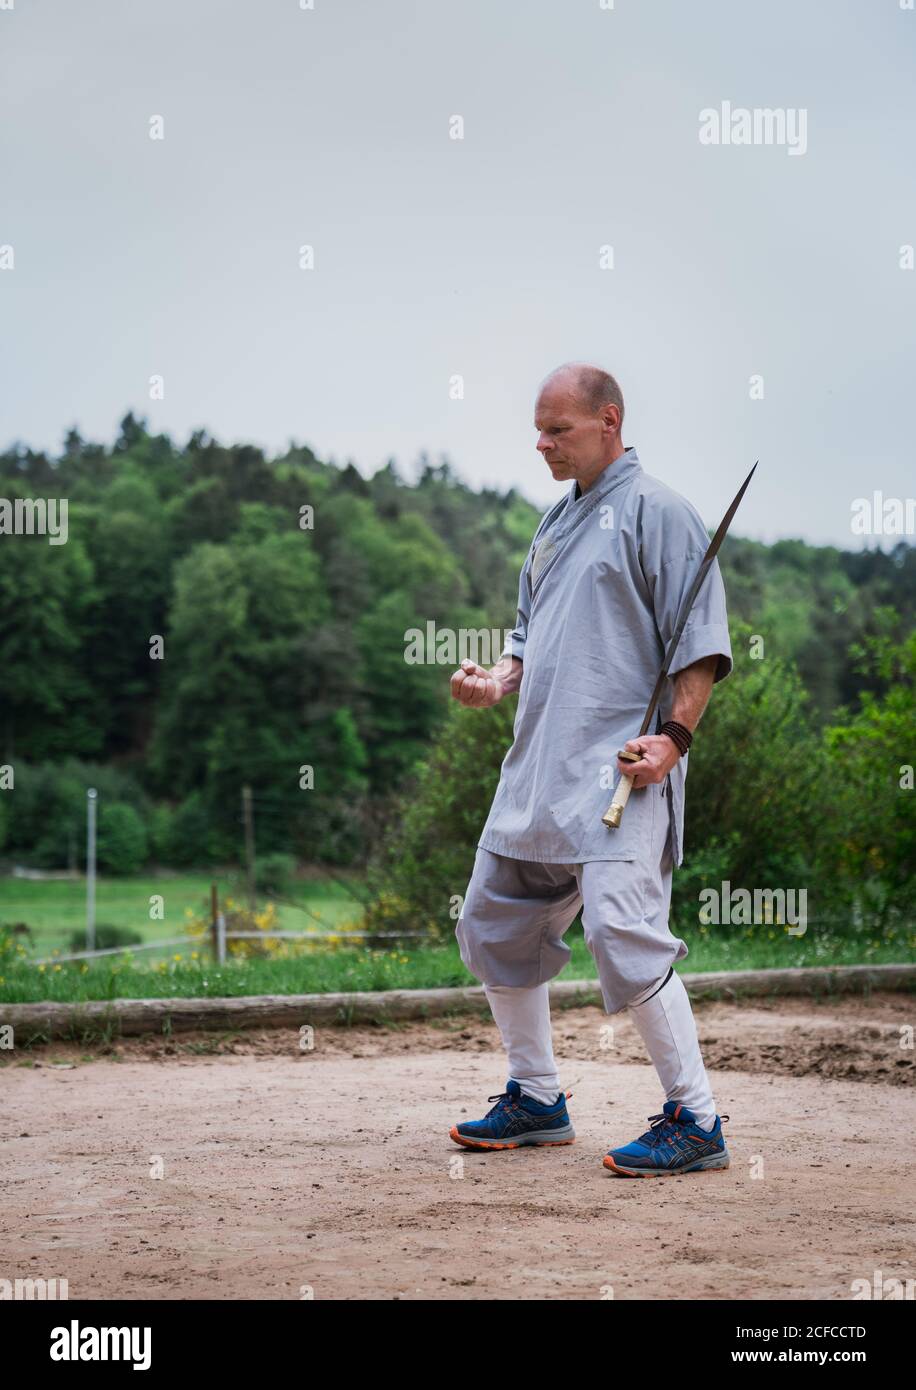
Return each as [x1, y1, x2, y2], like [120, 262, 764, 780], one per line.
[602, 461, 758, 829]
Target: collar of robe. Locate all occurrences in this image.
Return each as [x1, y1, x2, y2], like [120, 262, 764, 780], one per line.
[569, 446, 641, 508]
[531, 446, 642, 596]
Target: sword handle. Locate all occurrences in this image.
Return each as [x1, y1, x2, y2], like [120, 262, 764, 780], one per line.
[602, 748, 641, 829]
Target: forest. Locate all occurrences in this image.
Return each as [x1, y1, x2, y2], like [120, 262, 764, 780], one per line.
[0, 414, 913, 933]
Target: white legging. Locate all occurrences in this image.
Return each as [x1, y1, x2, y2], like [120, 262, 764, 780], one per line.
[484, 969, 717, 1131]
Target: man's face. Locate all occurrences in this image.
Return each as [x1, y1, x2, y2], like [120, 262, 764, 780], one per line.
[534, 385, 612, 485]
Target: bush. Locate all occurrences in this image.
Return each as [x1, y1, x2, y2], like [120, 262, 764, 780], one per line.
[68, 923, 145, 952]
[148, 803, 175, 862]
[672, 635, 830, 925]
[225, 899, 283, 959]
[159, 791, 230, 866]
[97, 802, 148, 875]
[255, 852, 296, 892]
[2, 759, 150, 869]
[820, 630, 916, 925]
[364, 697, 517, 938]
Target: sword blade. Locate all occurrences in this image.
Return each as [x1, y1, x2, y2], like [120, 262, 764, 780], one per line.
[636, 460, 758, 737]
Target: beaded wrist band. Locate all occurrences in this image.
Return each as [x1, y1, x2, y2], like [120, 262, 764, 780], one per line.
[660, 720, 693, 756]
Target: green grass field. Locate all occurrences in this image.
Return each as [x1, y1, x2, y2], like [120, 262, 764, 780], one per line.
[0, 869, 364, 959]
[0, 868, 912, 1006]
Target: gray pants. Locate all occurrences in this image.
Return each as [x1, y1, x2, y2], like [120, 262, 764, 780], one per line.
[456, 788, 686, 1015]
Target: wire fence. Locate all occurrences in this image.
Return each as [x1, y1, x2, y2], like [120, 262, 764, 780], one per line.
[28, 925, 430, 968]
[16, 904, 904, 970]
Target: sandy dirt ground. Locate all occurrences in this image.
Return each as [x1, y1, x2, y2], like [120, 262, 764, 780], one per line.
[2, 991, 914, 1300]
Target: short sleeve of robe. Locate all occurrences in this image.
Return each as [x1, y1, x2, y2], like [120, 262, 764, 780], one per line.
[637, 490, 733, 684]
[501, 549, 532, 662]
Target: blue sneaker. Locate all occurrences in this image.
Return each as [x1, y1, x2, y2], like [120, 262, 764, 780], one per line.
[449, 1079, 576, 1150]
[602, 1101, 730, 1177]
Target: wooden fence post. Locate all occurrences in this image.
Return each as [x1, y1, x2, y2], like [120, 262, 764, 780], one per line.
[242, 785, 256, 911]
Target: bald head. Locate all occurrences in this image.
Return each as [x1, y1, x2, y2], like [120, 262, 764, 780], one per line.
[538, 362, 625, 428]
[534, 362, 628, 492]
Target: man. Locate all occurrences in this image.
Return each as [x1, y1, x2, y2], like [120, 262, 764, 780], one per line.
[448, 363, 732, 1176]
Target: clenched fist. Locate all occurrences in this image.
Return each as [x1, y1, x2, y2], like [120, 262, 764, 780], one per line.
[450, 658, 505, 708]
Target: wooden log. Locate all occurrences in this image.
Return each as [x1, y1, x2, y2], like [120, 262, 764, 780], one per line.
[2, 963, 914, 1043]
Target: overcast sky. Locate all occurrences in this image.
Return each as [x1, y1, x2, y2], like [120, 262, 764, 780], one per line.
[2, 0, 914, 546]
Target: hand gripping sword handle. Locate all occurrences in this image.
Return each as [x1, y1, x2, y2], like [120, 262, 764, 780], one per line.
[602, 749, 641, 829]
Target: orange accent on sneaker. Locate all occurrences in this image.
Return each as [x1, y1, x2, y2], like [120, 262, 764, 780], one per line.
[448, 1125, 574, 1151]
[602, 1154, 729, 1177]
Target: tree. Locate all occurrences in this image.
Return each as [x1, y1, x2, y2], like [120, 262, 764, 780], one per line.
[0, 495, 99, 760]
[822, 629, 916, 924]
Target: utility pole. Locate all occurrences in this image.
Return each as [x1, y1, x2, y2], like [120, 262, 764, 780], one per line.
[86, 788, 97, 953]
[210, 881, 218, 961]
[242, 785, 256, 911]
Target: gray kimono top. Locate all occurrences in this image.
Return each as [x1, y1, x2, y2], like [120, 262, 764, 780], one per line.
[478, 447, 732, 867]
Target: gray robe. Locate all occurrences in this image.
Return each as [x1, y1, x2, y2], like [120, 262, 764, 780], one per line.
[478, 447, 732, 867]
